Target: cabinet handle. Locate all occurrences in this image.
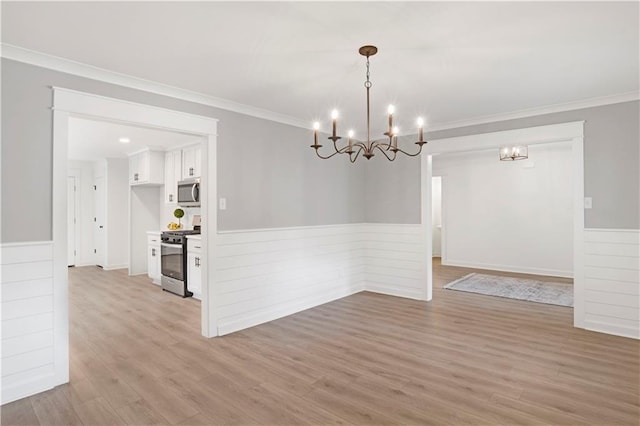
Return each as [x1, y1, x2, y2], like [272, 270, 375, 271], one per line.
[189, 167, 194, 176]
[195, 256, 200, 267]
[194, 245, 201, 249]
[169, 194, 173, 202]
[151, 248, 156, 256]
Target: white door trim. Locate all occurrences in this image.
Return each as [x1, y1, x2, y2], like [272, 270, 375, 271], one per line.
[52, 87, 219, 388]
[420, 121, 585, 327]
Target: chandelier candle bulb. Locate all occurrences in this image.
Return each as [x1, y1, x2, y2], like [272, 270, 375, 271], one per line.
[348, 130, 354, 152]
[313, 122, 320, 146]
[417, 118, 425, 142]
[331, 109, 338, 138]
[387, 105, 395, 135]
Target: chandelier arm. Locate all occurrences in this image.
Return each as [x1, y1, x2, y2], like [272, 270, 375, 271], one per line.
[332, 138, 346, 153]
[374, 144, 397, 161]
[371, 140, 392, 151]
[352, 141, 367, 150]
[393, 143, 426, 158]
[349, 146, 364, 163]
[313, 147, 346, 160]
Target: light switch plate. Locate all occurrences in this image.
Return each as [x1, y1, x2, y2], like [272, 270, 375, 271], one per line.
[219, 197, 227, 210]
[584, 197, 593, 209]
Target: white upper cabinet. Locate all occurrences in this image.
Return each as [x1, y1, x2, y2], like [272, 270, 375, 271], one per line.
[129, 149, 164, 185]
[164, 150, 182, 203]
[182, 144, 202, 180]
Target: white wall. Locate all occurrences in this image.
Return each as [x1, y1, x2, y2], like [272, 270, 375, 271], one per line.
[1, 242, 56, 404]
[105, 158, 129, 269]
[67, 160, 95, 266]
[432, 176, 442, 257]
[214, 224, 366, 335]
[582, 229, 639, 339]
[433, 142, 573, 277]
[214, 222, 428, 336]
[130, 186, 161, 275]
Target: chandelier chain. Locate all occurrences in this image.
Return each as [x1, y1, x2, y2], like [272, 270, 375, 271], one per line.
[364, 56, 372, 89]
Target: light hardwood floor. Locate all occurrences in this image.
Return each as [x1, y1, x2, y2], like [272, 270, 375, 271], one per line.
[2, 260, 638, 425]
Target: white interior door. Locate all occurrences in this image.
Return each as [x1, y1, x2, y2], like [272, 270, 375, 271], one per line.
[67, 176, 77, 266]
[94, 176, 106, 267]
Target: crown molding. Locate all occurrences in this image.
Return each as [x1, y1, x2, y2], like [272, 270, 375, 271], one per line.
[424, 91, 639, 133]
[3, 43, 638, 133]
[1, 43, 309, 129]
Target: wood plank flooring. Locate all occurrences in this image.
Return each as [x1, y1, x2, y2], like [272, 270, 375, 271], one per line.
[2, 260, 638, 425]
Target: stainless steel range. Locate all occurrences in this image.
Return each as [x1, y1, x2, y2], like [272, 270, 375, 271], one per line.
[160, 229, 200, 297]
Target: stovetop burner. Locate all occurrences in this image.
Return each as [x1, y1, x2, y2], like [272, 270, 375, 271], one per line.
[162, 229, 201, 236]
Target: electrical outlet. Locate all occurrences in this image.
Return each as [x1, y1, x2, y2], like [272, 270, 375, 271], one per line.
[219, 197, 227, 210]
[584, 197, 593, 209]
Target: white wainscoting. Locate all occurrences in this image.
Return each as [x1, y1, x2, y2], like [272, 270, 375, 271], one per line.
[214, 224, 367, 335]
[1, 241, 57, 404]
[582, 229, 639, 339]
[362, 223, 427, 300]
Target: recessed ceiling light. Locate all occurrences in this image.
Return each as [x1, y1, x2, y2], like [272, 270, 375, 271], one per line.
[119, 137, 130, 144]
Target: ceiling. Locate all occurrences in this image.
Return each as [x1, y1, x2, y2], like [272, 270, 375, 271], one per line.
[68, 117, 201, 161]
[3, 2, 639, 135]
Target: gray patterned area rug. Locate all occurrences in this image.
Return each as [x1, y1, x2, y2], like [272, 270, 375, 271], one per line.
[444, 273, 573, 307]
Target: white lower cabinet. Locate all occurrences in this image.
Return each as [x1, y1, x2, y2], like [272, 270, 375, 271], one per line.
[147, 233, 162, 285]
[187, 237, 202, 300]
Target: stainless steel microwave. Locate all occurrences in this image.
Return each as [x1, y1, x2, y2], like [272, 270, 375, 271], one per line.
[177, 179, 200, 207]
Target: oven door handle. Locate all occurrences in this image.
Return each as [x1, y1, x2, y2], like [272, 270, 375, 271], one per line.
[161, 242, 183, 249]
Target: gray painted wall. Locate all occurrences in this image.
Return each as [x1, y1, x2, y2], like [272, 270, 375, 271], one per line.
[364, 101, 640, 229]
[1, 59, 365, 243]
[3, 57, 636, 243]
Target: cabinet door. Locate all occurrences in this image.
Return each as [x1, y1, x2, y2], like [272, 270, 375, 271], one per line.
[182, 147, 195, 180]
[187, 252, 202, 299]
[164, 152, 176, 203]
[148, 244, 160, 283]
[137, 151, 149, 182]
[129, 155, 139, 184]
[182, 145, 202, 179]
[192, 145, 202, 178]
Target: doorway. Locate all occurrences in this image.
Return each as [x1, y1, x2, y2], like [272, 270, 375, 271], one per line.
[93, 175, 105, 267]
[421, 121, 585, 327]
[52, 88, 219, 390]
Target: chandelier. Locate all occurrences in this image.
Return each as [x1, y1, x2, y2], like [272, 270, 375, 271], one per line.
[311, 45, 427, 163]
[499, 145, 528, 161]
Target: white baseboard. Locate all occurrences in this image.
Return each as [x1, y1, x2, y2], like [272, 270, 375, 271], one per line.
[72, 262, 95, 267]
[102, 264, 128, 271]
[365, 283, 424, 300]
[442, 259, 573, 279]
